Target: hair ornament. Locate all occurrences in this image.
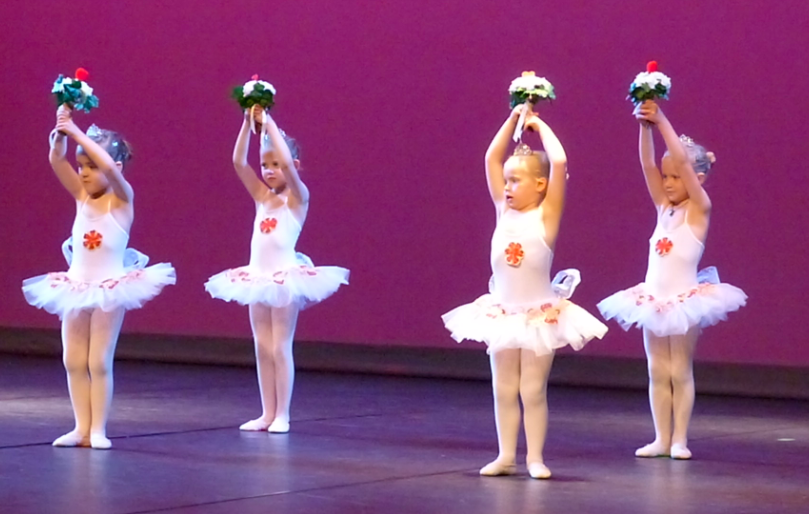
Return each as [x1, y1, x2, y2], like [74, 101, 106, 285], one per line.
[679, 134, 695, 147]
[513, 142, 534, 156]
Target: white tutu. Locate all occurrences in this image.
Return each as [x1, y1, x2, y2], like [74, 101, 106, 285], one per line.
[442, 270, 608, 356]
[204, 253, 349, 309]
[22, 248, 176, 318]
[597, 267, 747, 337]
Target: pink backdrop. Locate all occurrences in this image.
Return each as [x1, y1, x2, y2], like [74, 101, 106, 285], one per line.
[2, 0, 807, 366]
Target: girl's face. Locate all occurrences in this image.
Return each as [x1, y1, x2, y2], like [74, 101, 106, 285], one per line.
[76, 151, 110, 196]
[661, 154, 705, 204]
[260, 149, 287, 190]
[503, 157, 546, 211]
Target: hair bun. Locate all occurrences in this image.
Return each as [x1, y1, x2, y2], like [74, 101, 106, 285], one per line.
[706, 151, 716, 164]
[122, 140, 134, 162]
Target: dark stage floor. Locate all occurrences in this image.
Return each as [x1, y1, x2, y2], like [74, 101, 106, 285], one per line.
[0, 355, 807, 514]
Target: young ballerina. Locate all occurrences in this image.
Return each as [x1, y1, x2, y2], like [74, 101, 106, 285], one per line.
[442, 105, 607, 479]
[597, 100, 747, 460]
[205, 104, 349, 434]
[22, 105, 176, 449]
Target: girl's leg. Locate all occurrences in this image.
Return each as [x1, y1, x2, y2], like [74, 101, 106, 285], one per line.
[53, 309, 92, 447]
[267, 303, 300, 433]
[668, 325, 699, 459]
[519, 349, 555, 479]
[86, 307, 125, 449]
[241, 304, 276, 431]
[480, 348, 521, 476]
[636, 329, 673, 457]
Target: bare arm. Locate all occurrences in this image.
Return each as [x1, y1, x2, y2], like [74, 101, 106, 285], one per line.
[485, 106, 523, 206]
[232, 109, 269, 202]
[638, 121, 667, 206]
[643, 102, 711, 212]
[264, 112, 309, 205]
[529, 115, 567, 220]
[48, 127, 84, 200]
[56, 108, 134, 203]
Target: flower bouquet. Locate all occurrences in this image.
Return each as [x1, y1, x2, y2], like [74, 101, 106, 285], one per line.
[508, 71, 555, 141]
[232, 74, 276, 135]
[628, 61, 671, 106]
[52, 67, 98, 113]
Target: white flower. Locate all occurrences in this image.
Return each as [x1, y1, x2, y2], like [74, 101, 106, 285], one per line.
[79, 81, 94, 97]
[51, 78, 66, 94]
[509, 74, 553, 93]
[632, 71, 671, 91]
[243, 79, 276, 97]
[242, 80, 257, 96]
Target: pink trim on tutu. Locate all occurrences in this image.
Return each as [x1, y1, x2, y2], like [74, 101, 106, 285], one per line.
[597, 268, 747, 337]
[442, 294, 607, 356]
[205, 264, 349, 309]
[22, 262, 176, 318]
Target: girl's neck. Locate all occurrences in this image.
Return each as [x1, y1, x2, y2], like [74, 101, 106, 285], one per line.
[518, 196, 544, 213]
[89, 188, 111, 200]
[668, 198, 689, 216]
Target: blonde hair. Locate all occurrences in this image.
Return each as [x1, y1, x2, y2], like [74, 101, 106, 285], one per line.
[510, 143, 549, 179]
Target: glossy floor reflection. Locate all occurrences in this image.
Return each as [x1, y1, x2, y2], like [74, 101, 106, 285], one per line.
[0, 355, 807, 513]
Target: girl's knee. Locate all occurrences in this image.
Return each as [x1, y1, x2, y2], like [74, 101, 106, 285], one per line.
[493, 378, 520, 402]
[647, 359, 672, 381]
[88, 355, 113, 378]
[670, 367, 694, 387]
[62, 353, 87, 374]
[271, 344, 293, 364]
[519, 382, 548, 405]
[255, 339, 274, 359]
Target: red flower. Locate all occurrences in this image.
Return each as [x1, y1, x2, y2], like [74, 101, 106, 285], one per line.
[655, 237, 673, 256]
[272, 271, 286, 285]
[251, 74, 259, 81]
[646, 61, 658, 73]
[83, 230, 103, 250]
[100, 279, 119, 290]
[75, 68, 90, 81]
[504, 242, 525, 267]
[260, 217, 278, 234]
[299, 266, 317, 276]
[540, 303, 560, 324]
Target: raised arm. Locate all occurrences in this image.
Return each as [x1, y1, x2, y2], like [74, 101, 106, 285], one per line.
[643, 102, 711, 212]
[528, 114, 567, 220]
[233, 107, 269, 202]
[638, 129, 666, 208]
[263, 112, 309, 205]
[55, 109, 134, 203]
[485, 105, 523, 206]
[49, 111, 84, 200]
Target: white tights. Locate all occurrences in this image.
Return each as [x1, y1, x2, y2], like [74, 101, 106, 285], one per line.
[239, 303, 299, 433]
[636, 326, 699, 459]
[481, 348, 555, 478]
[53, 307, 125, 449]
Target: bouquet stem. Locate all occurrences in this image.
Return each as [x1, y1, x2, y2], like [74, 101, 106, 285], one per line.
[512, 101, 534, 142]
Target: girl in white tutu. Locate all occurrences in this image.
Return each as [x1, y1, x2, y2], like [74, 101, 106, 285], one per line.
[442, 103, 607, 479]
[597, 100, 746, 459]
[22, 106, 176, 449]
[205, 103, 348, 434]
